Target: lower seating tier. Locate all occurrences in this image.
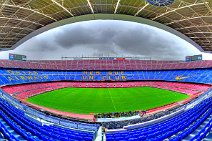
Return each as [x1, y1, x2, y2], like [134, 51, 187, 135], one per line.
[106, 97, 212, 141]
[0, 98, 98, 141]
[2, 81, 211, 100]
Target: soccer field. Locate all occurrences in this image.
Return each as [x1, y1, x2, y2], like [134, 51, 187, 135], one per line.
[27, 87, 189, 114]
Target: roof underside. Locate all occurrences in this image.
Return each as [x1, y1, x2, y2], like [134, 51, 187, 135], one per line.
[0, 0, 211, 51]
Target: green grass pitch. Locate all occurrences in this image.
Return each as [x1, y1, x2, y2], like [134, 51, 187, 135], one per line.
[27, 87, 189, 114]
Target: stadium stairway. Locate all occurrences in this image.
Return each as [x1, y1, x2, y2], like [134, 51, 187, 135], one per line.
[94, 126, 106, 141]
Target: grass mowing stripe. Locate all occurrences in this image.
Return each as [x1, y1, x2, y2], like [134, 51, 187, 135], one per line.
[27, 87, 190, 114]
[107, 88, 117, 111]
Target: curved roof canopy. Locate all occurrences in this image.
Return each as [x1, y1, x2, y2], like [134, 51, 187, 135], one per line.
[0, 0, 211, 51]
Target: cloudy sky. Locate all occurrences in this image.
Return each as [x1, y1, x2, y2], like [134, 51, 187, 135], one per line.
[0, 20, 211, 60]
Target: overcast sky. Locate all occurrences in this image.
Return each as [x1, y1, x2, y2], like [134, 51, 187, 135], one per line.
[0, 20, 211, 60]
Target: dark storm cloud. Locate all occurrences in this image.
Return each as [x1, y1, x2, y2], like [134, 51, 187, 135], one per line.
[18, 36, 59, 52]
[53, 24, 119, 48]
[112, 27, 184, 57]
[0, 20, 208, 60]
[49, 21, 196, 59]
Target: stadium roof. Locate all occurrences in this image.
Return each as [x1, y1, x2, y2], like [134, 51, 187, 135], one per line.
[0, 0, 211, 52]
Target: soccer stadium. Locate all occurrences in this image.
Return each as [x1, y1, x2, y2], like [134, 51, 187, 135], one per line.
[0, 0, 212, 141]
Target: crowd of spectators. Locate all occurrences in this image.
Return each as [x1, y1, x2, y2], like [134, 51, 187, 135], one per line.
[95, 111, 141, 119]
[101, 105, 181, 129]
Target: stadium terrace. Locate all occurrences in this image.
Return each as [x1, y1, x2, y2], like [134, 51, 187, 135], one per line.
[0, 58, 212, 141]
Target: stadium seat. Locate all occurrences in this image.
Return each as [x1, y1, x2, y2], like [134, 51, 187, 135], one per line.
[0, 59, 211, 140]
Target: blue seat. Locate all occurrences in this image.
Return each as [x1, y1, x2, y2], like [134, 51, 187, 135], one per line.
[106, 97, 212, 141]
[0, 98, 98, 141]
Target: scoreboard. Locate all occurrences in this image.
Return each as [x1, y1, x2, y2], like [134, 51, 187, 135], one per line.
[186, 54, 202, 62]
[9, 53, 27, 61]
